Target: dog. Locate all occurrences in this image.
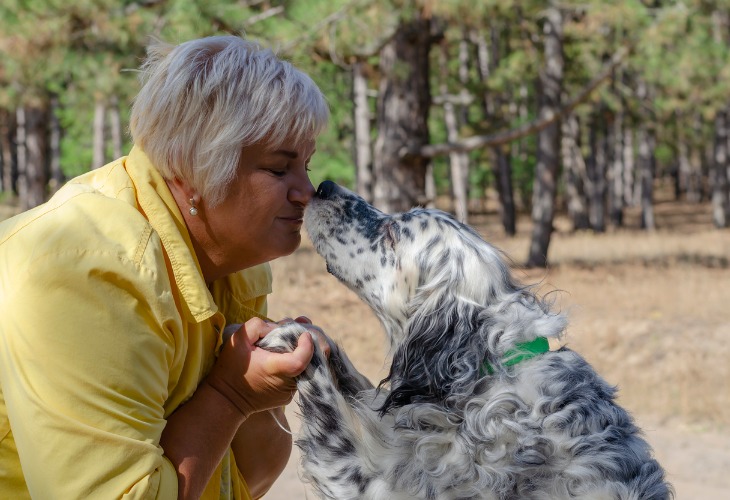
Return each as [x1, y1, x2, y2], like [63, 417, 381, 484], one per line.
[257, 181, 672, 499]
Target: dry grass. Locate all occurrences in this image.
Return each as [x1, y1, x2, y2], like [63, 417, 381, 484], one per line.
[269, 201, 730, 432]
[0, 203, 19, 222]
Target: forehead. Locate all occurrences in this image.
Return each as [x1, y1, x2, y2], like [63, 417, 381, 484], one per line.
[239, 136, 317, 165]
[269, 135, 317, 158]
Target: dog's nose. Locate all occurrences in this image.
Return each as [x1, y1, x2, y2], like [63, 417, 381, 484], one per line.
[316, 180, 337, 200]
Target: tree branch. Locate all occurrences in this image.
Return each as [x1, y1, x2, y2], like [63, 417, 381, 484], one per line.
[243, 6, 285, 27]
[405, 45, 629, 159]
[279, 0, 367, 54]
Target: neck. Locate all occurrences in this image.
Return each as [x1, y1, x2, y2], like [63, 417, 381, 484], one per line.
[165, 178, 223, 284]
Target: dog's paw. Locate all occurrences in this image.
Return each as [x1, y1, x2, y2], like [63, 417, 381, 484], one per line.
[224, 321, 332, 376]
[222, 321, 316, 353]
[255, 322, 310, 353]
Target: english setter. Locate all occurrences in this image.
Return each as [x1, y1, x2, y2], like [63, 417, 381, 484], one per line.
[258, 181, 671, 499]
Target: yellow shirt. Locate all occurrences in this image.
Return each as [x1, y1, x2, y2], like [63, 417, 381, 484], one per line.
[0, 147, 271, 499]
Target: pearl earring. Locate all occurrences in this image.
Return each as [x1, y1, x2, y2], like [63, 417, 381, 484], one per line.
[189, 198, 198, 216]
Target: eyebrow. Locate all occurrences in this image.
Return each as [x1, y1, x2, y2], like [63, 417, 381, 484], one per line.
[272, 149, 317, 160]
[272, 149, 298, 159]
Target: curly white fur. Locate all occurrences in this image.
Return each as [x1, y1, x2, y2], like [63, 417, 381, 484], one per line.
[258, 181, 671, 500]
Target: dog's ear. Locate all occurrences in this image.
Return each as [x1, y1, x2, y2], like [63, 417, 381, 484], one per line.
[376, 226, 567, 415]
[378, 287, 485, 415]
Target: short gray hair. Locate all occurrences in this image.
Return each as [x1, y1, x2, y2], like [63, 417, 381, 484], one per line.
[130, 36, 330, 206]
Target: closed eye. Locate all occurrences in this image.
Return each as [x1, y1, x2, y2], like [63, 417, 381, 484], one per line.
[266, 169, 287, 177]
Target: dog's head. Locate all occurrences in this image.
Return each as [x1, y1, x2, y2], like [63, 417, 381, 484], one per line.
[305, 181, 566, 412]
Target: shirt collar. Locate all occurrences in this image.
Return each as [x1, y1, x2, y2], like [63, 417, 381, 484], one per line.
[124, 146, 218, 323]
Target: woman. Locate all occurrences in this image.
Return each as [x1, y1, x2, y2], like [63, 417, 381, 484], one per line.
[0, 36, 329, 499]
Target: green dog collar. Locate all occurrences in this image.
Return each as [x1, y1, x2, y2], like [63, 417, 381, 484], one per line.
[482, 337, 550, 375]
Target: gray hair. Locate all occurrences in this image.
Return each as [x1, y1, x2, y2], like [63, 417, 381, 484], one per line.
[130, 36, 329, 206]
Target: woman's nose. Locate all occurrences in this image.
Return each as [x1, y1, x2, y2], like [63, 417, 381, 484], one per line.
[290, 172, 315, 205]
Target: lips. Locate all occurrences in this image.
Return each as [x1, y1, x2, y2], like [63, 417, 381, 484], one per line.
[279, 213, 304, 224]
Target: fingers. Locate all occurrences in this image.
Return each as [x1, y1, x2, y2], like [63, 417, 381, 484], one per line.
[288, 319, 330, 359]
[275, 316, 312, 325]
[275, 317, 330, 359]
[297, 323, 330, 359]
[211, 317, 316, 416]
[276, 331, 314, 377]
[241, 317, 277, 344]
[237, 316, 323, 377]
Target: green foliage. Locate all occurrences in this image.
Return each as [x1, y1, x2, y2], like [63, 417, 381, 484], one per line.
[2, 0, 730, 210]
[654, 142, 676, 168]
[300, 52, 356, 188]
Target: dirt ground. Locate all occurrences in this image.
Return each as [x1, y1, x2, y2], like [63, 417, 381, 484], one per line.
[264, 200, 730, 499]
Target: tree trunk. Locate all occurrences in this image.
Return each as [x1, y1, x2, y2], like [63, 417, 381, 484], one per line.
[688, 144, 704, 202]
[622, 126, 635, 206]
[473, 30, 490, 114]
[49, 96, 64, 193]
[352, 60, 374, 203]
[16, 108, 26, 203]
[527, 3, 563, 268]
[372, 12, 432, 213]
[514, 10, 531, 175]
[710, 11, 730, 226]
[424, 162, 436, 208]
[608, 107, 624, 227]
[16, 106, 48, 210]
[493, 146, 516, 235]
[109, 95, 123, 160]
[514, 83, 530, 177]
[0, 109, 16, 195]
[677, 129, 692, 201]
[561, 113, 590, 230]
[687, 114, 704, 203]
[443, 102, 469, 222]
[711, 108, 730, 228]
[92, 97, 106, 169]
[586, 108, 608, 233]
[438, 41, 469, 222]
[636, 123, 656, 230]
[474, 25, 516, 235]
[704, 141, 714, 202]
[457, 34, 472, 221]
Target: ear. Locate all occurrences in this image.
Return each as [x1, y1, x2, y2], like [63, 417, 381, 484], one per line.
[378, 290, 484, 415]
[167, 176, 195, 198]
[167, 177, 201, 205]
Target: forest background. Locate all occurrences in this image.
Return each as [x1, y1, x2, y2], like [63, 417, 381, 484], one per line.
[2, 0, 730, 263]
[2, 1, 730, 498]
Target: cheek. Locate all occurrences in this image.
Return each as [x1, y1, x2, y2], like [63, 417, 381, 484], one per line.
[236, 175, 284, 210]
[238, 193, 278, 223]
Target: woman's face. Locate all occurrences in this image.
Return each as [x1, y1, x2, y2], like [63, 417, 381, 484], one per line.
[194, 137, 317, 280]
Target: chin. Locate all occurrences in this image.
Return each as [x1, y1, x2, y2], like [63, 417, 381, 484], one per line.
[274, 233, 302, 259]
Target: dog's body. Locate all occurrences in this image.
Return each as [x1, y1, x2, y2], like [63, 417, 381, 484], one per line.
[258, 181, 671, 499]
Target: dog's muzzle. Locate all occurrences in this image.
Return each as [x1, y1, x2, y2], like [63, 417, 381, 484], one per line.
[315, 180, 338, 200]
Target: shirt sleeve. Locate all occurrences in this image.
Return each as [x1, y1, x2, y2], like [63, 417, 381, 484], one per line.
[0, 245, 182, 499]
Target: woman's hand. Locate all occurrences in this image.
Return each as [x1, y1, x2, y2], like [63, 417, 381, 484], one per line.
[204, 317, 314, 418]
[282, 315, 332, 359]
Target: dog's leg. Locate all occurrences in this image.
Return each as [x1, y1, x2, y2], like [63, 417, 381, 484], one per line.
[321, 339, 374, 396]
[246, 321, 374, 395]
[257, 323, 393, 499]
